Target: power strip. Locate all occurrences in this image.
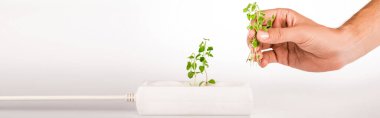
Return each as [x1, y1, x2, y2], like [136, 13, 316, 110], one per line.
[0, 81, 253, 116]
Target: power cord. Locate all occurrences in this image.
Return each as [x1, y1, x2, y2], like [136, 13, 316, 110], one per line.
[0, 92, 135, 102]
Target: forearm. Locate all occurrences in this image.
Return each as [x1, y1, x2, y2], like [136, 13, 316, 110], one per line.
[339, 0, 380, 63]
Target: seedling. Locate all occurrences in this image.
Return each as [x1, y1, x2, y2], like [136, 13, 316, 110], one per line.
[243, 2, 275, 65]
[186, 38, 215, 86]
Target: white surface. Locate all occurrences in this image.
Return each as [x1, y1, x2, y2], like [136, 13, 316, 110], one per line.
[1, 0, 380, 118]
[136, 81, 253, 115]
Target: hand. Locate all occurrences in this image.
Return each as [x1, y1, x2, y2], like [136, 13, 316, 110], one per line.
[247, 8, 351, 72]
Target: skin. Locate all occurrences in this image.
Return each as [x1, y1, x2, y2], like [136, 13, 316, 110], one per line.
[247, 0, 380, 72]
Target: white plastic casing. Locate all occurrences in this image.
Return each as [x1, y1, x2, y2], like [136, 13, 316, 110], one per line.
[135, 81, 253, 116]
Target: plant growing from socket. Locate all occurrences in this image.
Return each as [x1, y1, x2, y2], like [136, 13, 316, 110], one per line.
[244, 2, 275, 64]
[186, 38, 216, 86]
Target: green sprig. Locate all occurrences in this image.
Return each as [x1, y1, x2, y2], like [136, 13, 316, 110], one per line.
[243, 2, 275, 63]
[186, 38, 215, 86]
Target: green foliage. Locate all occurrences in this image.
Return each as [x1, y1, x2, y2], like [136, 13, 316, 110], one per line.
[208, 79, 216, 84]
[188, 71, 195, 78]
[186, 38, 216, 86]
[244, 2, 275, 64]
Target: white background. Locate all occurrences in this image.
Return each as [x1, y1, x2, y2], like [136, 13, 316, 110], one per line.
[1, 0, 379, 118]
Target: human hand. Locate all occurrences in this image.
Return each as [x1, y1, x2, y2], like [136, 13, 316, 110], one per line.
[247, 8, 352, 72]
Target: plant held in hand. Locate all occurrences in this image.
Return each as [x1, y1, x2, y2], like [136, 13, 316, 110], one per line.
[186, 38, 215, 86]
[243, 2, 275, 65]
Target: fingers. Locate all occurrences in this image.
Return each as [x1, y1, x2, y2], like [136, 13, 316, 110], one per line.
[249, 8, 307, 47]
[253, 8, 310, 45]
[248, 9, 280, 50]
[247, 30, 262, 53]
[251, 8, 297, 28]
[259, 50, 278, 68]
[256, 28, 307, 44]
[247, 8, 306, 66]
[260, 43, 271, 50]
[250, 9, 278, 27]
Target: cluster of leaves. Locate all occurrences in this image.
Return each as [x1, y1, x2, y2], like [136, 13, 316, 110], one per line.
[243, 2, 275, 63]
[186, 38, 215, 86]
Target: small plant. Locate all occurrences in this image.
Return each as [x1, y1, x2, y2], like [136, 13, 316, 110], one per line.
[243, 2, 275, 64]
[186, 38, 215, 86]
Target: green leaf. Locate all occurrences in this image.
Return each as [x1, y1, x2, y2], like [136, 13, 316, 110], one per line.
[187, 71, 195, 78]
[198, 45, 205, 52]
[206, 52, 214, 57]
[247, 25, 253, 30]
[188, 55, 194, 59]
[262, 27, 268, 32]
[186, 62, 191, 70]
[267, 19, 272, 27]
[207, 46, 213, 51]
[252, 39, 259, 48]
[261, 12, 266, 16]
[253, 23, 257, 31]
[199, 57, 205, 62]
[258, 16, 264, 24]
[199, 41, 204, 47]
[202, 59, 208, 64]
[208, 53, 213, 57]
[243, 8, 248, 13]
[251, 3, 256, 11]
[246, 3, 252, 11]
[199, 66, 205, 73]
[250, 14, 256, 21]
[195, 54, 201, 59]
[192, 62, 197, 70]
[208, 79, 216, 84]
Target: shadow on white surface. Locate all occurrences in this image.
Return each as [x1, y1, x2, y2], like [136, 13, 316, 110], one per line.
[0, 101, 250, 118]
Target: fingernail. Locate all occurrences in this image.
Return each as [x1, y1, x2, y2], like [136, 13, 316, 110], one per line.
[259, 31, 269, 40]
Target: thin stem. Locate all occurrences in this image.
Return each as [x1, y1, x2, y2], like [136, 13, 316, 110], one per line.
[194, 75, 197, 86]
[204, 69, 208, 86]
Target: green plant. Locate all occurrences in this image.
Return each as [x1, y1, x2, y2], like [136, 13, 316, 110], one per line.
[186, 38, 215, 86]
[243, 2, 275, 64]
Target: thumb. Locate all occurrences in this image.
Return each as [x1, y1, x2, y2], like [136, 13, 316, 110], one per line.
[256, 28, 306, 44]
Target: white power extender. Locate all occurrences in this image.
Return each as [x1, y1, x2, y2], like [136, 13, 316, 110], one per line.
[0, 81, 253, 116]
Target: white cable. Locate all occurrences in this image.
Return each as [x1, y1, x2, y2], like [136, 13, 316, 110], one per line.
[0, 92, 135, 102]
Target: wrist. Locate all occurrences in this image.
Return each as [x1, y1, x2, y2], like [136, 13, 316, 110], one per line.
[324, 27, 352, 69]
[337, 24, 379, 65]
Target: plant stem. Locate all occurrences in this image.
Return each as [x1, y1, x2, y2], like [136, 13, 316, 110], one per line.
[194, 75, 197, 86]
[204, 69, 208, 86]
[203, 41, 208, 85]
